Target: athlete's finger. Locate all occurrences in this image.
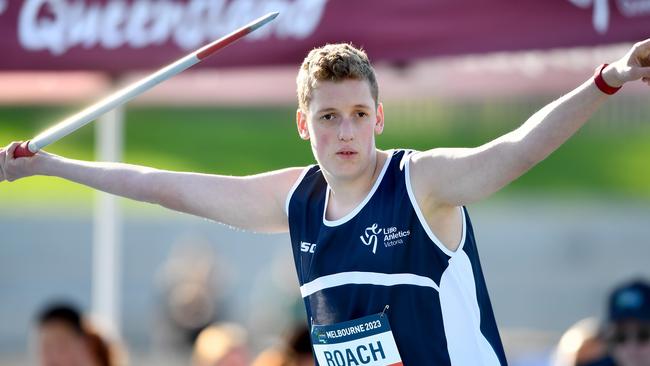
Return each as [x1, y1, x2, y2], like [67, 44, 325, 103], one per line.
[3, 142, 23, 182]
[6, 142, 21, 159]
[0, 149, 6, 182]
[633, 39, 650, 51]
[631, 66, 650, 81]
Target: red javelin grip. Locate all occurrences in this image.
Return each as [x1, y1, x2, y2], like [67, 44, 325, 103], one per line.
[197, 28, 252, 60]
[14, 141, 35, 158]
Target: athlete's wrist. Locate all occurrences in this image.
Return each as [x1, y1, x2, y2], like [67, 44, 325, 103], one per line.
[32, 151, 59, 177]
[594, 63, 623, 94]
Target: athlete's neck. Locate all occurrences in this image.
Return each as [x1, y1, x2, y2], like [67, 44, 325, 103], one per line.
[324, 149, 388, 221]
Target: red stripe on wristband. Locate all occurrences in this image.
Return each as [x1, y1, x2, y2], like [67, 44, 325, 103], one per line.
[594, 63, 622, 95]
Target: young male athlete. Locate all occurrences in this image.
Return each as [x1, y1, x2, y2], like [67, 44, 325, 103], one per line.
[2, 40, 650, 365]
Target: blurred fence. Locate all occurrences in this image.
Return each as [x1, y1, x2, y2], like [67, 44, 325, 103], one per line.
[383, 94, 650, 135]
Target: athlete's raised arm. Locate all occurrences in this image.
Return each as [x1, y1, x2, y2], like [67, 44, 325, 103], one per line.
[409, 39, 650, 209]
[0, 142, 303, 233]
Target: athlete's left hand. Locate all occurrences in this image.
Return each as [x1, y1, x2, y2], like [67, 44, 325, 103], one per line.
[602, 39, 650, 87]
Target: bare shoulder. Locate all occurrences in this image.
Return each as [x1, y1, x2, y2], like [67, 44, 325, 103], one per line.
[409, 148, 471, 173]
[408, 148, 455, 202]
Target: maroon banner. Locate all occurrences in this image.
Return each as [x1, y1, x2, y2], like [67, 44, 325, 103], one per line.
[1, 0, 650, 72]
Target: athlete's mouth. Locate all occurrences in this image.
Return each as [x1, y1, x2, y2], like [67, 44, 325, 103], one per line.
[336, 149, 357, 156]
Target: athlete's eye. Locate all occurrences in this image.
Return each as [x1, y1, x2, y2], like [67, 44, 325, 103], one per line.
[320, 113, 336, 121]
[356, 112, 368, 118]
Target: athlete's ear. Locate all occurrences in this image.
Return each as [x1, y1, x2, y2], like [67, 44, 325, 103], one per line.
[374, 102, 384, 135]
[296, 108, 310, 140]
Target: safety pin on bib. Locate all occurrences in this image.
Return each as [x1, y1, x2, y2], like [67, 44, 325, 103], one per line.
[380, 305, 390, 318]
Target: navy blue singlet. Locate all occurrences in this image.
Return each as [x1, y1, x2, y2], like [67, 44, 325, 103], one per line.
[286, 149, 508, 365]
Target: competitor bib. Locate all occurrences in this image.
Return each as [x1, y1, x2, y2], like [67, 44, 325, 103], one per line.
[311, 313, 403, 366]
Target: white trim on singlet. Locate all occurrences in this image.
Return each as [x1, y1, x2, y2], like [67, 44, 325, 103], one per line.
[285, 165, 315, 216]
[299, 271, 440, 298]
[322, 150, 394, 227]
[404, 152, 466, 257]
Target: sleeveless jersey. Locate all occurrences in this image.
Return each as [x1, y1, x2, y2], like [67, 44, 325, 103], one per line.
[286, 149, 508, 365]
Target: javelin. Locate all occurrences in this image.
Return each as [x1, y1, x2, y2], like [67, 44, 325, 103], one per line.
[12, 11, 279, 158]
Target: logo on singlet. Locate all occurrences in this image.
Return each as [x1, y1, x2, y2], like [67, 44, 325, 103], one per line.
[300, 241, 317, 254]
[360, 224, 382, 254]
[360, 223, 411, 254]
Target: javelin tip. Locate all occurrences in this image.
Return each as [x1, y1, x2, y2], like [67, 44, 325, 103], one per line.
[250, 11, 280, 31]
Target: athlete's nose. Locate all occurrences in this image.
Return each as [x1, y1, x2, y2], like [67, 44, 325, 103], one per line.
[338, 117, 354, 142]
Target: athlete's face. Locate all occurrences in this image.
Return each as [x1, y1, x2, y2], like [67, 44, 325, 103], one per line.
[296, 78, 384, 180]
[608, 320, 650, 366]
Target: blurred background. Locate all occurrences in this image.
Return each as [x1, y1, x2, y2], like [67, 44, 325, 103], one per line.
[1, 1, 650, 365]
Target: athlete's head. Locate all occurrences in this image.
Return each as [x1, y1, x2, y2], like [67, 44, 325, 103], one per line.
[296, 43, 378, 113]
[295, 43, 384, 180]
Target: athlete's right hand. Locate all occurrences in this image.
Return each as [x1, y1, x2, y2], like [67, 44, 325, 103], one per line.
[0, 146, 5, 182]
[0, 141, 44, 183]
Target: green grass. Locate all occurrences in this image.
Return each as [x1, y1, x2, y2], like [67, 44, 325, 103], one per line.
[2, 103, 650, 208]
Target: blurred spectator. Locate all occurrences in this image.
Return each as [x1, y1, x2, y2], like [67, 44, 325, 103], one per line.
[156, 235, 224, 346]
[192, 322, 249, 366]
[251, 348, 284, 366]
[283, 325, 314, 366]
[251, 324, 314, 366]
[36, 302, 121, 366]
[603, 280, 650, 366]
[552, 317, 614, 366]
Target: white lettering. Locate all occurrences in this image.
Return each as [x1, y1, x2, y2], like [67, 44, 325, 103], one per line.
[277, 0, 327, 39]
[69, 3, 100, 49]
[125, 1, 151, 48]
[323, 324, 373, 339]
[567, 0, 650, 33]
[383, 227, 396, 235]
[101, 0, 127, 49]
[300, 241, 316, 253]
[150, 2, 184, 46]
[17, 0, 328, 55]
[19, 0, 66, 54]
[0, 0, 8, 15]
[617, 0, 650, 16]
[384, 229, 410, 241]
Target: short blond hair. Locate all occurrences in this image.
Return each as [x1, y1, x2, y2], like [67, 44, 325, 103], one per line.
[296, 43, 378, 112]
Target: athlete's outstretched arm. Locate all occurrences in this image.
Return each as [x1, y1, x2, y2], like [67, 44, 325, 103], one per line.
[0, 142, 303, 233]
[410, 39, 650, 208]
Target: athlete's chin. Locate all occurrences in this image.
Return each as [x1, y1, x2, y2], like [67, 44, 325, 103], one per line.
[333, 154, 360, 166]
[318, 153, 364, 176]
[328, 165, 365, 181]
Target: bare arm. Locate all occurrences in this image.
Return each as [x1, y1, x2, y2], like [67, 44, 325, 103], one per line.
[0, 143, 304, 233]
[411, 40, 650, 209]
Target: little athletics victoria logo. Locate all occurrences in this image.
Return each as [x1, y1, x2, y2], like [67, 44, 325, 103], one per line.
[360, 223, 410, 254]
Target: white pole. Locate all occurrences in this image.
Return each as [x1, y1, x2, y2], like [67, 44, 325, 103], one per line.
[92, 104, 124, 336]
